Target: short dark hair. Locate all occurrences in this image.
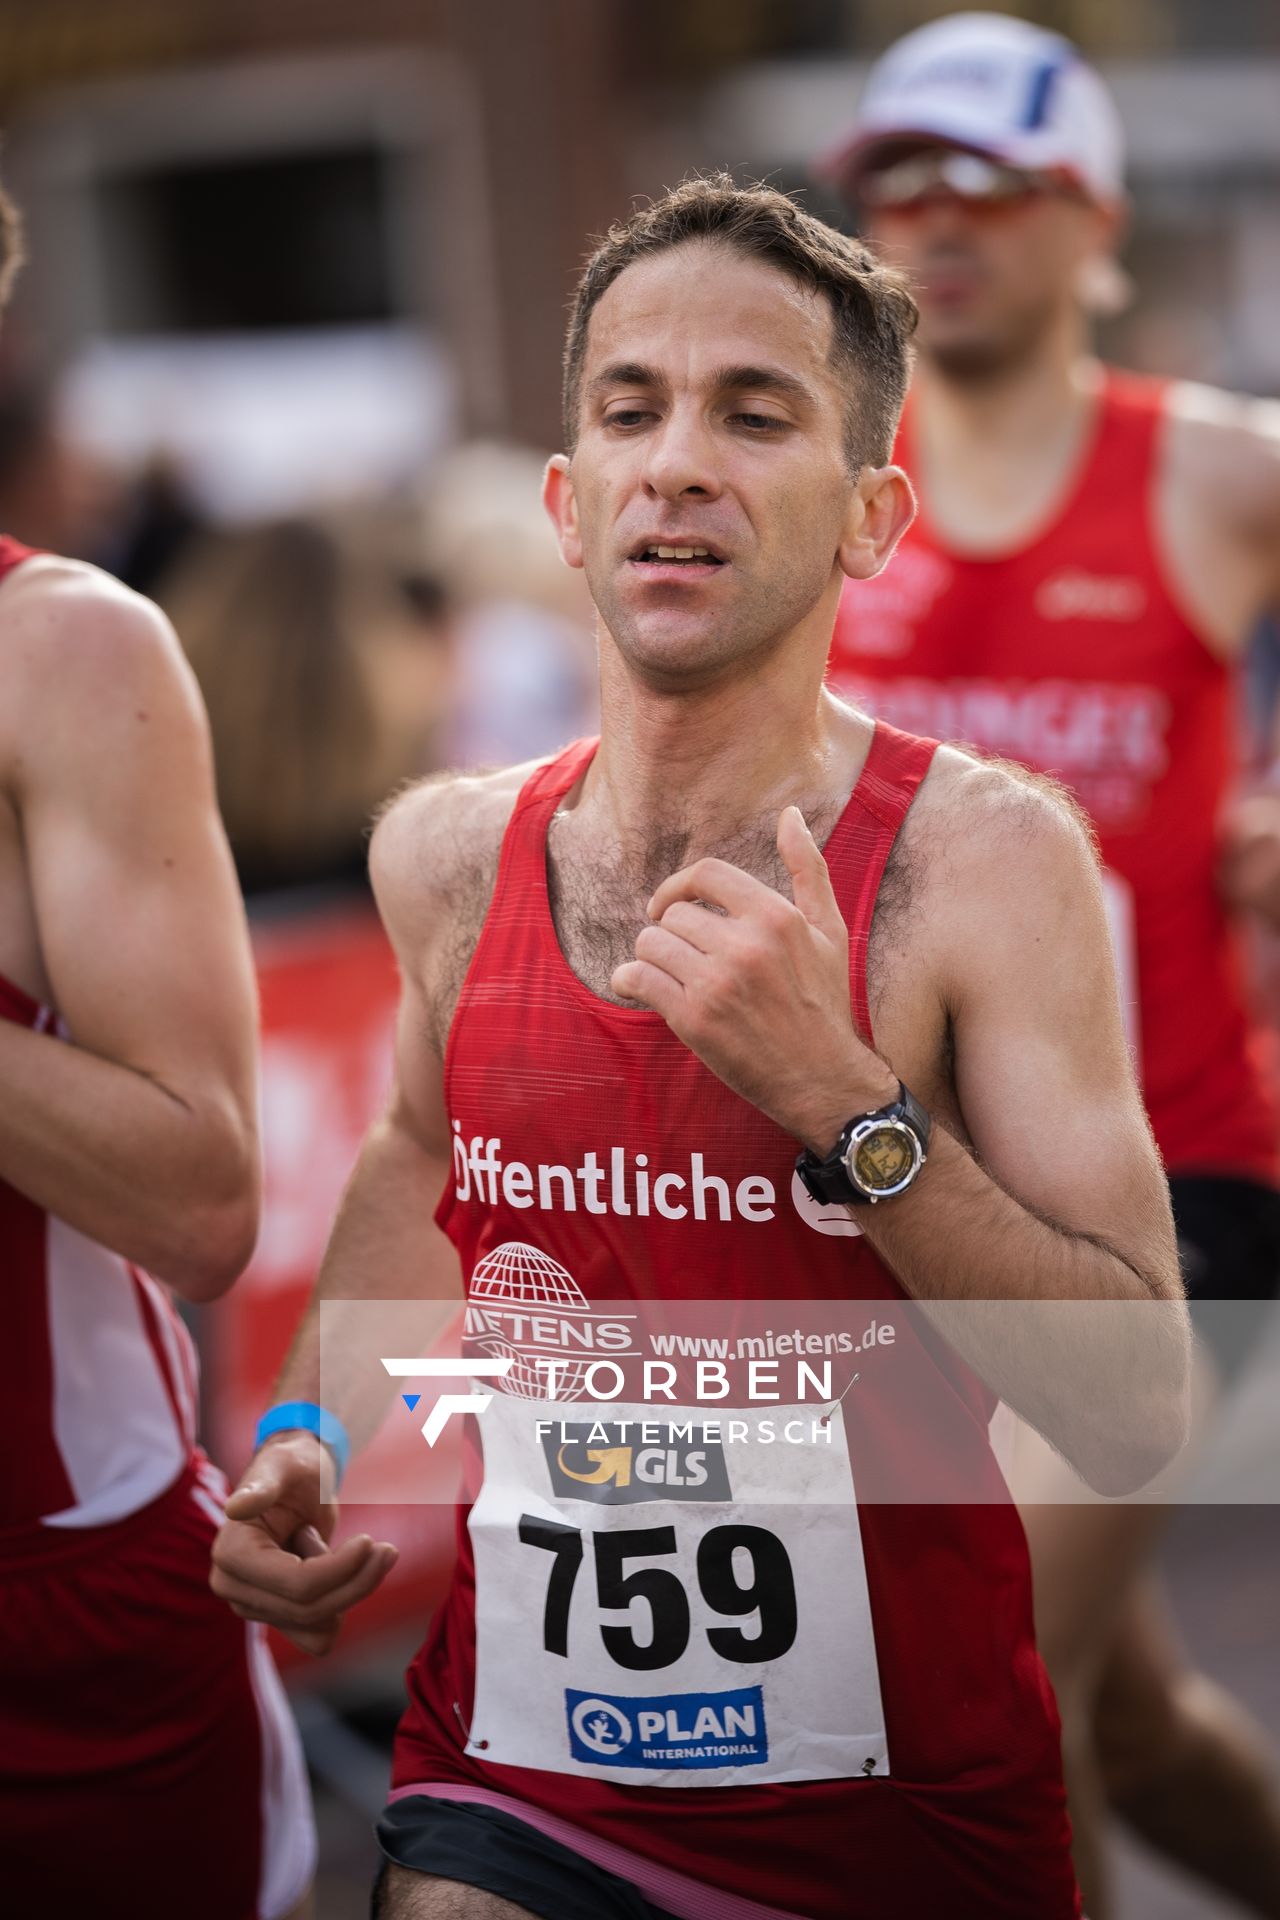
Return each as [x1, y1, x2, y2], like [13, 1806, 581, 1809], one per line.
[562, 172, 917, 471]
[0, 182, 24, 312]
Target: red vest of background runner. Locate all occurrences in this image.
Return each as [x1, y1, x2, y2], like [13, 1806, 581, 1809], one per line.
[829, 369, 1278, 1183]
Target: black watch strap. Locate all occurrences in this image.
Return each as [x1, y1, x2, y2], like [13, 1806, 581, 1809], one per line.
[795, 1080, 931, 1207]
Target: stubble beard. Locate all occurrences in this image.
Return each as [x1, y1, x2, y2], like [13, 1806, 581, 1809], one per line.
[921, 291, 1062, 387]
[592, 567, 831, 695]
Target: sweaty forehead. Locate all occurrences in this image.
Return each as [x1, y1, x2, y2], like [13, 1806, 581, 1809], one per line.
[584, 241, 837, 389]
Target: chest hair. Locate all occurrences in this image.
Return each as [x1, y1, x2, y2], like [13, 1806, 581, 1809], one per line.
[429, 800, 920, 1049]
[547, 800, 858, 1007]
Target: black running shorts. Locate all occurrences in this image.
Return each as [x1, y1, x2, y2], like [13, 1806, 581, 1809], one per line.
[1170, 1173, 1280, 1378]
[374, 1795, 681, 1920]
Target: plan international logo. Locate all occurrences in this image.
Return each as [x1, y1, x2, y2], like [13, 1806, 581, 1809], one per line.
[566, 1685, 768, 1770]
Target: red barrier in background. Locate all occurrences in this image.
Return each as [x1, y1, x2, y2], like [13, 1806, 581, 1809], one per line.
[202, 899, 457, 1674]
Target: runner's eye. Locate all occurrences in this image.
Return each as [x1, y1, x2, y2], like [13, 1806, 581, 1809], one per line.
[605, 409, 657, 430]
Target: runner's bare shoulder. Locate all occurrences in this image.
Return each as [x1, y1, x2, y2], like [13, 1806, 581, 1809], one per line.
[369, 757, 551, 992]
[1162, 380, 1280, 544]
[1, 549, 205, 748]
[902, 742, 1104, 980]
[0, 554, 208, 787]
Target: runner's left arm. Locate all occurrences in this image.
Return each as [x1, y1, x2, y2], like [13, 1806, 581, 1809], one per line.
[615, 781, 1191, 1495]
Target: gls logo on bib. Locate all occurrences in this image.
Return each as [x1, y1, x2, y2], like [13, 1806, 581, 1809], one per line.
[566, 1685, 768, 1769]
[542, 1421, 732, 1504]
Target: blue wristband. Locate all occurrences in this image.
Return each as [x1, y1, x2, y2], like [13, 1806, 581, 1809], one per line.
[255, 1401, 351, 1487]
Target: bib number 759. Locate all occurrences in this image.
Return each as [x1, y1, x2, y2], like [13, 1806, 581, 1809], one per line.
[518, 1514, 797, 1673]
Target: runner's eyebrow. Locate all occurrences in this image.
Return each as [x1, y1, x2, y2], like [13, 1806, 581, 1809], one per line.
[709, 364, 815, 410]
[588, 362, 815, 409]
[589, 362, 665, 401]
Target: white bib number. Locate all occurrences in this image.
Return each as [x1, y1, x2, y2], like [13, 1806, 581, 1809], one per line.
[467, 1391, 890, 1787]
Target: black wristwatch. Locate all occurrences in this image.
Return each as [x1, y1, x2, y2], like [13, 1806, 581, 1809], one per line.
[795, 1081, 931, 1207]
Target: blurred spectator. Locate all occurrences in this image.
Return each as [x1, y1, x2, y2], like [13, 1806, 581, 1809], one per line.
[107, 452, 207, 598]
[158, 516, 451, 897]
[0, 377, 122, 564]
[423, 440, 598, 768]
[1247, 614, 1280, 770]
[0, 378, 208, 594]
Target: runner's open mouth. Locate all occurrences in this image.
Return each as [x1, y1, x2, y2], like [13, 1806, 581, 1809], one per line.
[630, 543, 727, 565]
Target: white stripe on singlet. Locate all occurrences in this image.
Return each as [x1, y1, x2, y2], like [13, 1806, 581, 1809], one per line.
[42, 1214, 188, 1528]
[186, 1463, 316, 1919]
[247, 1623, 317, 1917]
[136, 1267, 199, 1449]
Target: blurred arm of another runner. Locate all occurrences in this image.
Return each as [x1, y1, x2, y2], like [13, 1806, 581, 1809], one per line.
[619, 766, 1191, 1498]
[0, 561, 259, 1299]
[1161, 389, 1280, 926]
[211, 777, 493, 1654]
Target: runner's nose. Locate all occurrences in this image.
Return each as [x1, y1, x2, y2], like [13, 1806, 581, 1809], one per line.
[640, 404, 723, 503]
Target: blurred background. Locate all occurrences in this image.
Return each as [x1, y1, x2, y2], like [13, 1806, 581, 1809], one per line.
[1, 2, 1276, 1914]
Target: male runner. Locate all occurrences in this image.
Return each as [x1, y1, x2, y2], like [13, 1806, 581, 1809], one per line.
[0, 190, 315, 1914]
[212, 175, 1190, 1919]
[818, 14, 1280, 1917]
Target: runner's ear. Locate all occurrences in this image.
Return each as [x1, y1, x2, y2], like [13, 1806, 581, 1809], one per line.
[543, 454, 584, 570]
[837, 464, 915, 584]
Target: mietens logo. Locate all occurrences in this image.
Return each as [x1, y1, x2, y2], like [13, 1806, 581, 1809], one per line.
[541, 1421, 732, 1504]
[464, 1241, 638, 1400]
[566, 1685, 768, 1770]
[384, 1240, 636, 1440]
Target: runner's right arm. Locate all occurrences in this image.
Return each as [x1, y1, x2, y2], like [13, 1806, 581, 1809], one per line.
[209, 780, 500, 1654]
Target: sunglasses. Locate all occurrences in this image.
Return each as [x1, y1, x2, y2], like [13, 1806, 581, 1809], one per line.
[857, 149, 1067, 214]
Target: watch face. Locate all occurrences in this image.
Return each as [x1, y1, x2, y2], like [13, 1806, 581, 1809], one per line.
[850, 1123, 918, 1195]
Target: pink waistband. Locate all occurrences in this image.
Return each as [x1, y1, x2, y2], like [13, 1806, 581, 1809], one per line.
[387, 1781, 809, 1920]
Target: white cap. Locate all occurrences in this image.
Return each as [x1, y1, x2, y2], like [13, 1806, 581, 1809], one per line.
[818, 12, 1125, 206]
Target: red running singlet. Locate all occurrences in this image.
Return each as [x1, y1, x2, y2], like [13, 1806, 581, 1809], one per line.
[829, 369, 1278, 1183]
[391, 729, 1080, 1920]
[0, 533, 316, 1917]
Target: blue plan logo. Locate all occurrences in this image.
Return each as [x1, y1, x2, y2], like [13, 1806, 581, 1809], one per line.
[565, 1685, 768, 1770]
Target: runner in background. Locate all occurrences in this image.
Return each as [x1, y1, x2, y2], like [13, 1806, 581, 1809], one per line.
[819, 16, 1280, 1916]
[0, 186, 316, 1918]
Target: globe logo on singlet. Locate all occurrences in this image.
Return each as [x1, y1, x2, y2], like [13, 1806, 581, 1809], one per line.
[465, 1241, 638, 1399]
